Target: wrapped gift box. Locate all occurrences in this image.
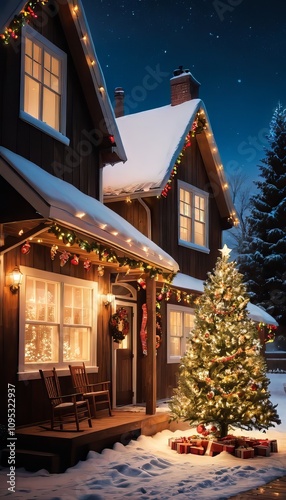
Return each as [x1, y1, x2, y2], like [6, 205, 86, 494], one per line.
[177, 443, 192, 454]
[270, 440, 278, 452]
[254, 445, 271, 457]
[190, 446, 205, 455]
[169, 438, 184, 450]
[222, 444, 235, 455]
[205, 441, 225, 456]
[235, 447, 254, 459]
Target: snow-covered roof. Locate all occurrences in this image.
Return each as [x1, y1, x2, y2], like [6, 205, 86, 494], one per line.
[0, 0, 126, 164]
[0, 147, 179, 273]
[103, 100, 201, 196]
[102, 100, 236, 223]
[171, 272, 278, 325]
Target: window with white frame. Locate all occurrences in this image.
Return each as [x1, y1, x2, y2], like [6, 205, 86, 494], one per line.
[178, 180, 209, 252]
[19, 267, 97, 376]
[20, 25, 67, 141]
[167, 304, 195, 363]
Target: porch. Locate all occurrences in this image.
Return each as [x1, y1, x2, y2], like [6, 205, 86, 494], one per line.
[1, 408, 171, 473]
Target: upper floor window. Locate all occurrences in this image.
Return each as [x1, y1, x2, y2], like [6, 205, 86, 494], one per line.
[167, 304, 195, 363]
[178, 180, 209, 252]
[20, 26, 68, 144]
[19, 267, 97, 378]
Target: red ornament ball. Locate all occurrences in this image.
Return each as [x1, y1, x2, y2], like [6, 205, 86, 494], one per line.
[197, 424, 206, 434]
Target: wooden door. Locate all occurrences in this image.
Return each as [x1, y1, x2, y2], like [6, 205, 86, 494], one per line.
[116, 305, 133, 406]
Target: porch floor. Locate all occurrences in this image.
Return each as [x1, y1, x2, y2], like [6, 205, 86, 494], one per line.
[7, 409, 171, 473]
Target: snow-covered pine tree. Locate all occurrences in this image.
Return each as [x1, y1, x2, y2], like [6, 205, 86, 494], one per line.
[237, 103, 286, 327]
[169, 245, 281, 438]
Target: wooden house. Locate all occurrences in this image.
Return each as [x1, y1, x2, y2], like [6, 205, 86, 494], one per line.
[103, 67, 278, 402]
[0, 0, 179, 428]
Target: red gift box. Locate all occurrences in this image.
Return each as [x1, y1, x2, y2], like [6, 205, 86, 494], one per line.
[205, 441, 224, 456]
[254, 445, 271, 457]
[169, 438, 184, 450]
[235, 447, 254, 459]
[222, 444, 235, 455]
[190, 446, 205, 455]
[177, 443, 191, 454]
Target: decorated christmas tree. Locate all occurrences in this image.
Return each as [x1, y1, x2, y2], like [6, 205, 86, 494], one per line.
[169, 245, 281, 438]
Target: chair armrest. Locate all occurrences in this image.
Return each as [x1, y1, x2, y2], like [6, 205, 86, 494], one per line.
[50, 392, 84, 401]
[85, 381, 110, 391]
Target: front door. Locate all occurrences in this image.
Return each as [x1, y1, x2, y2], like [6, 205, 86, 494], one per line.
[113, 304, 134, 406]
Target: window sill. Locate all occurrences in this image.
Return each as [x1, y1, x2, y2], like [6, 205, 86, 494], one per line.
[18, 366, 99, 381]
[178, 240, 210, 254]
[20, 110, 70, 146]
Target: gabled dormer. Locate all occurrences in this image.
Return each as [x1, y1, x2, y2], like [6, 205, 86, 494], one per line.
[103, 67, 238, 279]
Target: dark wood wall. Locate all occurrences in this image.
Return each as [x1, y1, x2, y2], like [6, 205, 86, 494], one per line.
[1, 244, 112, 426]
[0, 3, 99, 198]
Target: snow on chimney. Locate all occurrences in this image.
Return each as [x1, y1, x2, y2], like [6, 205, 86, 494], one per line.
[170, 66, 200, 106]
[114, 87, 125, 117]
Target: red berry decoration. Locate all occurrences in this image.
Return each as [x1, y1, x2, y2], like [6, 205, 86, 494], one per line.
[21, 241, 30, 254]
[71, 254, 79, 266]
[197, 423, 206, 434]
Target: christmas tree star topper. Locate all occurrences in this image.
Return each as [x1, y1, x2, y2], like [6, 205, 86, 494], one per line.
[219, 244, 232, 258]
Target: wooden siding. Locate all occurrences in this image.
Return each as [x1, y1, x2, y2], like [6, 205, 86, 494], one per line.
[0, 4, 99, 198]
[1, 245, 112, 426]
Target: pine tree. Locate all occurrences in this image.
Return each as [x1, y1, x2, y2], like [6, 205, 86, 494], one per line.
[169, 245, 281, 438]
[237, 103, 286, 326]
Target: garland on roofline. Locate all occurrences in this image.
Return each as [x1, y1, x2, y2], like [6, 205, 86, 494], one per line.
[48, 223, 175, 281]
[0, 1, 49, 45]
[138, 278, 196, 306]
[160, 112, 206, 198]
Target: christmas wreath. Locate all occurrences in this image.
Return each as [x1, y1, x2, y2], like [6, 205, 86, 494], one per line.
[110, 307, 129, 343]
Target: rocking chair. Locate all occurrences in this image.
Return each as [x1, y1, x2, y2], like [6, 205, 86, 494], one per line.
[69, 363, 112, 418]
[39, 368, 92, 431]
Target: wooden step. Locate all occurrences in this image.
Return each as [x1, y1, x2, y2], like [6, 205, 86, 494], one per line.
[1, 448, 60, 473]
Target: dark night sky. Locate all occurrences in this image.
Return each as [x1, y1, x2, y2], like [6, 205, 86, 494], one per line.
[82, 0, 286, 183]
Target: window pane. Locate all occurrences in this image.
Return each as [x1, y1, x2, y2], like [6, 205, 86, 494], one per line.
[25, 37, 32, 57]
[33, 61, 41, 81]
[52, 56, 60, 76]
[25, 324, 59, 363]
[51, 74, 59, 92]
[194, 221, 205, 246]
[44, 68, 51, 87]
[170, 337, 181, 356]
[169, 311, 182, 337]
[24, 75, 40, 120]
[180, 215, 191, 241]
[44, 51, 51, 70]
[184, 312, 195, 338]
[42, 87, 60, 130]
[63, 327, 90, 361]
[64, 285, 92, 326]
[33, 42, 42, 63]
[25, 54, 32, 76]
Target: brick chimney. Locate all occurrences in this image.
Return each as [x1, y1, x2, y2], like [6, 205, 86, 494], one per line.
[114, 87, 125, 117]
[170, 66, 200, 106]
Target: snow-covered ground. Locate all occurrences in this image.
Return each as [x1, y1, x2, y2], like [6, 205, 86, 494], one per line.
[1, 373, 286, 499]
